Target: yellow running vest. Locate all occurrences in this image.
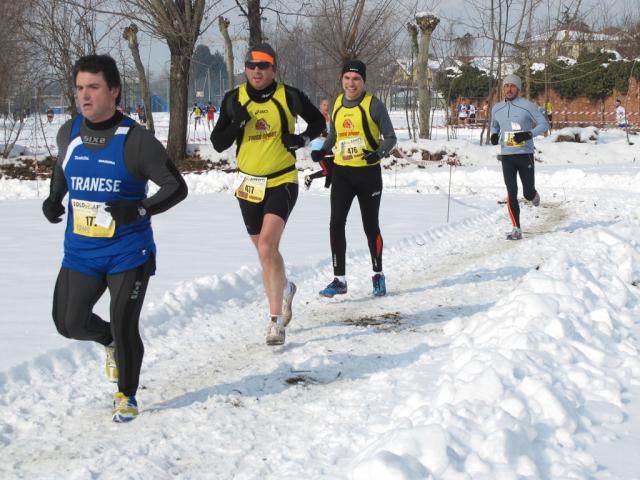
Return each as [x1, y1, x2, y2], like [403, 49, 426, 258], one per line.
[332, 93, 381, 167]
[237, 83, 298, 187]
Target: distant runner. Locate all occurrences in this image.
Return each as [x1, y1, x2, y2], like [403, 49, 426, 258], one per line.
[491, 74, 548, 240]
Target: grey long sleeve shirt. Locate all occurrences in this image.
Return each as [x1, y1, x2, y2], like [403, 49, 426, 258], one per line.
[491, 96, 549, 156]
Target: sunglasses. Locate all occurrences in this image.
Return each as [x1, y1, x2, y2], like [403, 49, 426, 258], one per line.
[245, 61, 272, 71]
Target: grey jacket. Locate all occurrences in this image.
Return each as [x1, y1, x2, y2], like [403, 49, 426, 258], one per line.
[491, 97, 549, 155]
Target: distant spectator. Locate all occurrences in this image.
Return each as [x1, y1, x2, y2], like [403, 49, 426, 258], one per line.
[46, 108, 54, 123]
[192, 102, 202, 127]
[544, 100, 553, 130]
[468, 101, 477, 124]
[615, 99, 628, 129]
[457, 100, 468, 125]
[206, 101, 216, 130]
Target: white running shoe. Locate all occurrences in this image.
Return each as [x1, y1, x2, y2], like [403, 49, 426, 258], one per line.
[265, 316, 286, 346]
[283, 281, 297, 327]
[105, 344, 118, 383]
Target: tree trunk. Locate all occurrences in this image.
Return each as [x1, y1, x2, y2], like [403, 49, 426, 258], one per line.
[247, 0, 262, 46]
[123, 23, 154, 133]
[416, 14, 440, 139]
[166, 50, 190, 162]
[219, 16, 234, 91]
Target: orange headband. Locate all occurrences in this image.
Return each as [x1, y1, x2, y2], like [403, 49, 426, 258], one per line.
[249, 51, 275, 64]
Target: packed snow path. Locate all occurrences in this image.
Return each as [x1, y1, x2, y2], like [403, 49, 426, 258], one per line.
[1, 189, 639, 478]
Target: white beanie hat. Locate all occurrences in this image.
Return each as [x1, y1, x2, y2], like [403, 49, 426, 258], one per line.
[502, 74, 522, 91]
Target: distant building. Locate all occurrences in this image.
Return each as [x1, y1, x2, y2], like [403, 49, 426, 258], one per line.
[527, 28, 622, 59]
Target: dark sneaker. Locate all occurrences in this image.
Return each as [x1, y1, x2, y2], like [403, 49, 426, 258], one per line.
[303, 175, 313, 190]
[319, 278, 347, 298]
[372, 273, 386, 296]
[532, 192, 540, 207]
[506, 227, 523, 240]
[112, 392, 138, 423]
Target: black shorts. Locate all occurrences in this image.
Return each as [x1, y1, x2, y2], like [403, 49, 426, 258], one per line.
[238, 182, 298, 235]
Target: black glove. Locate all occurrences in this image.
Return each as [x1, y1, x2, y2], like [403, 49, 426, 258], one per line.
[490, 133, 500, 145]
[311, 149, 327, 162]
[105, 200, 146, 225]
[513, 131, 532, 143]
[362, 149, 380, 165]
[231, 103, 251, 129]
[282, 133, 306, 151]
[42, 197, 65, 223]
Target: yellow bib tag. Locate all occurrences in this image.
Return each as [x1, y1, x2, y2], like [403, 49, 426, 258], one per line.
[338, 137, 366, 161]
[235, 174, 267, 203]
[72, 199, 115, 237]
[505, 132, 525, 148]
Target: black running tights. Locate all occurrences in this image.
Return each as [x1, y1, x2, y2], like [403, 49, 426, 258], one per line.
[52, 256, 154, 396]
[501, 153, 537, 228]
[329, 164, 383, 276]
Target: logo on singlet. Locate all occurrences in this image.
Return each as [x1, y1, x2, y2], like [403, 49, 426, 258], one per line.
[255, 119, 271, 131]
[342, 118, 354, 129]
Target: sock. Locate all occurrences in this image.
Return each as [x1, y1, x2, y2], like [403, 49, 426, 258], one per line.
[336, 275, 346, 283]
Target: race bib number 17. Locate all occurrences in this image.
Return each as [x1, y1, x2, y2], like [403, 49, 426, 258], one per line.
[72, 199, 115, 237]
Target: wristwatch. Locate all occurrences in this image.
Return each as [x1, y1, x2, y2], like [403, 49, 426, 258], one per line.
[138, 205, 147, 217]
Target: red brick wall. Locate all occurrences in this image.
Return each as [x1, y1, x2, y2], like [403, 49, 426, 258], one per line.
[533, 79, 640, 128]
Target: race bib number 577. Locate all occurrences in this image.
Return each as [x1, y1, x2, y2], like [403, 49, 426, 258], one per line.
[71, 199, 115, 237]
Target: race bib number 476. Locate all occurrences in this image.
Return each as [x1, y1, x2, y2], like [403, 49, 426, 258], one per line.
[339, 137, 366, 160]
[71, 199, 115, 237]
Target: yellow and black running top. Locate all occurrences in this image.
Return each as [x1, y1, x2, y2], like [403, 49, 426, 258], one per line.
[211, 81, 326, 188]
[332, 92, 381, 167]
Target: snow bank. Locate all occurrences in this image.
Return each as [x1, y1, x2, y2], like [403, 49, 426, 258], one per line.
[351, 223, 640, 479]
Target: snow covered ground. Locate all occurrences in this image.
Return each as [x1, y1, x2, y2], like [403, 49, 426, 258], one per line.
[1, 112, 640, 479]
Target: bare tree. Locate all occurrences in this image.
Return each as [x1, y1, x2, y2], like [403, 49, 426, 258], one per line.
[123, 23, 154, 133]
[23, 0, 115, 116]
[415, 12, 440, 139]
[219, 16, 235, 90]
[236, 0, 263, 46]
[115, 1, 218, 161]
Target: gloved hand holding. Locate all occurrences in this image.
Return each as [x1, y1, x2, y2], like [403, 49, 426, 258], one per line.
[512, 131, 533, 143]
[105, 200, 146, 225]
[362, 149, 380, 165]
[311, 149, 327, 162]
[282, 133, 307, 151]
[490, 133, 500, 145]
[231, 103, 251, 129]
[42, 197, 65, 223]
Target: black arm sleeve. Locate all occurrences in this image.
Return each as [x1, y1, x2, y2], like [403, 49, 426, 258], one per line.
[50, 121, 73, 202]
[285, 86, 325, 141]
[124, 127, 188, 216]
[370, 96, 397, 156]
[210, 89, 241, 152]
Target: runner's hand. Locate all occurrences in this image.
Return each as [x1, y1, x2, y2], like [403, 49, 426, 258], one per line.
[282, 133, 306, 151]
[105, 200, 145, 225]
[42, 197, 65, 223]
[362, 149, 380, 165]
[490, 133, 500, 145]
[232, 103, 251, 129]
[513, 131, 532, 143]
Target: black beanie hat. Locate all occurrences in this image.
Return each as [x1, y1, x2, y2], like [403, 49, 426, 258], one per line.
[342, 60, 366, 82]
[245, 42, 277, 65]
